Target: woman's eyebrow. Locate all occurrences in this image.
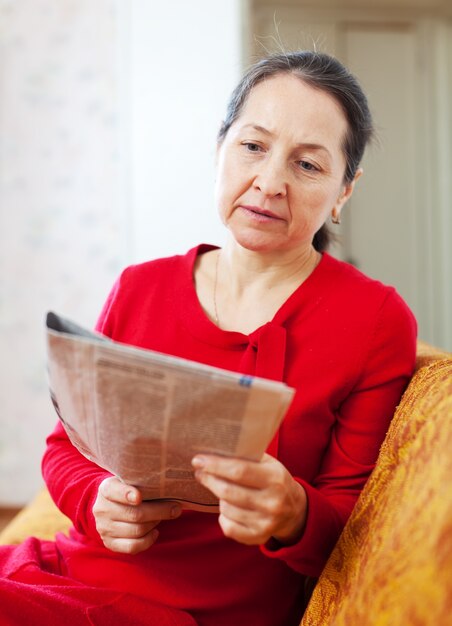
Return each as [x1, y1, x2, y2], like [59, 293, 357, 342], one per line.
[240, 123, 332, 157]
[241, 123, 273, 136]
[294, 143, 332, 158]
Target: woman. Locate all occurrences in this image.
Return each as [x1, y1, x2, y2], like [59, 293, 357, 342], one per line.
[0, 51, 416, 625]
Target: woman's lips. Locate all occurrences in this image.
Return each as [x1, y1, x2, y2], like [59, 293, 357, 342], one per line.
[239, 205, 283, 221]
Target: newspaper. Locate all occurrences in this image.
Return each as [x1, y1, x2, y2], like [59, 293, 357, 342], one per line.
[45, 311, 295, 512]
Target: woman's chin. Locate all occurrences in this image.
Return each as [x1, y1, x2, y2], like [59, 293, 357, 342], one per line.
[229, 234, 280, 253]
[226, 228, 301, 255]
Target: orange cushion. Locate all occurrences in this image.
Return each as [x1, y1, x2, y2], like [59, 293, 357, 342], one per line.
[301, 347, 452, 625]
[0, 488, 71, 545]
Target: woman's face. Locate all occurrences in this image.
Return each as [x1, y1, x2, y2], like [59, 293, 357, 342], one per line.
[215, 73, 359, 254]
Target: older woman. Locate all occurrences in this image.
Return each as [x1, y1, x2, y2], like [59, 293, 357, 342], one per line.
[0, 51, 416, 626]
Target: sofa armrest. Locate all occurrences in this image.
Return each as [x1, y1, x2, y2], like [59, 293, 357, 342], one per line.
[0, 488, 71, 545]
[301, 342, 452, 625]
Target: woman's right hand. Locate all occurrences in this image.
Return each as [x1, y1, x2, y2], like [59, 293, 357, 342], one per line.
[93, 476, 182, 554]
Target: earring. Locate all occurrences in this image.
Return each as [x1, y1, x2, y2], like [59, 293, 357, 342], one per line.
[331, 209, 341, 225]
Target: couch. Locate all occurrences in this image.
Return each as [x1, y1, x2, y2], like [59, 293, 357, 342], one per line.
[1, 341, 451, 625]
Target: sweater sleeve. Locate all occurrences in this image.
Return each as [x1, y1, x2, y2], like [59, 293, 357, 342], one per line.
[41, 422, 111, 541]
[41, 277, 123, 541]
[261, 289, 417, 576]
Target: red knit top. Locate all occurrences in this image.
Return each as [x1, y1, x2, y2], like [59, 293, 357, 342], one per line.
[42, 245, 417, 626]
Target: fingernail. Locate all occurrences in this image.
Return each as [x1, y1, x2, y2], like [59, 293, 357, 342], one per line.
[171, 505, 181, 518]
[191, 456, 205, 468]
[127, 490, 137, 504]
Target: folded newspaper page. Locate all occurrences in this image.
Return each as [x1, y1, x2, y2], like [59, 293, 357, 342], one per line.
[46, 311, 295, 512]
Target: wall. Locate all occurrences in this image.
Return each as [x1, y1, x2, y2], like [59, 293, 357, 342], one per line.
[0, 0, 245, 506]
[121, 0, 243, 263]
[0, 0, 124, 505]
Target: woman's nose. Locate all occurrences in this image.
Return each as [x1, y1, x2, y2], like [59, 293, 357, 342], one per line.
[252, 161, 287, 198]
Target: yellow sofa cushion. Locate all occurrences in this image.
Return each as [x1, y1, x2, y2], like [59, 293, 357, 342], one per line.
[0, 487, 71, 545]
[301, 347, 452, 625]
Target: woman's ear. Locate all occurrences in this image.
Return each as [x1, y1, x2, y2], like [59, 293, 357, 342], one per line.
[332, 168, 363, 221]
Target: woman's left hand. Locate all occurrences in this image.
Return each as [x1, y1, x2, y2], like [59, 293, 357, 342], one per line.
[192, 453, 307, 546]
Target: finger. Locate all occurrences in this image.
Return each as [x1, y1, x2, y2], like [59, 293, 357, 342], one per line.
[219, 499, 261, 525]
[100, 519, 160, 540]
[104, 500, 182, 524]
[218, 499, 284, 541]
[94, 498, 140, 524]
[218, 513, 265, 546]
[192, 455, 269, 488]
[195, 470, 259, 510]
[99, 476, 142, 506]
[140, 500, 183, 521]
[105, 528, 160, 555]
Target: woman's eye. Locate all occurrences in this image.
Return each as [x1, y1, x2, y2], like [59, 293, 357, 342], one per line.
[244, 142, 261, 152]
[298, 160, 318, 172]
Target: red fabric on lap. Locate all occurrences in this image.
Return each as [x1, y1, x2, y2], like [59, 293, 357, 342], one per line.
[0, 538, 197, 626]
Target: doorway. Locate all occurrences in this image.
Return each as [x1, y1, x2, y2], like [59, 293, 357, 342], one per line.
[248, 1, 452, 349]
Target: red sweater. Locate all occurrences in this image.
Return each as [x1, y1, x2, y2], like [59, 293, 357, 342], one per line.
[42, 245, 417, 626]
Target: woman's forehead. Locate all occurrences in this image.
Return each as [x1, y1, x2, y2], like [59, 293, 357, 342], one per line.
[234, 73, 348, 144]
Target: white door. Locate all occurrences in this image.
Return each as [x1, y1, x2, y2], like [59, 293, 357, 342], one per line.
[249, 7, 452, 348]
[342, 26, 418, 311]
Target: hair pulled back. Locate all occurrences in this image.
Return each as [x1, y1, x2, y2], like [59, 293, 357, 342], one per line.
[218, 51, 374, 252]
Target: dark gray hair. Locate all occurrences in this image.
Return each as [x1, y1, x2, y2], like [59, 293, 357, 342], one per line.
[218, 51, 374, 252]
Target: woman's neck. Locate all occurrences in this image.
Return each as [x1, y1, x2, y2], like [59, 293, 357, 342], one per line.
[220, 239, 321, 299]
[206, 239, 321, 333]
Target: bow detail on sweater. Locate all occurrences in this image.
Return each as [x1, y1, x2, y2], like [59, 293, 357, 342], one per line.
[238, 321, 288, 458]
